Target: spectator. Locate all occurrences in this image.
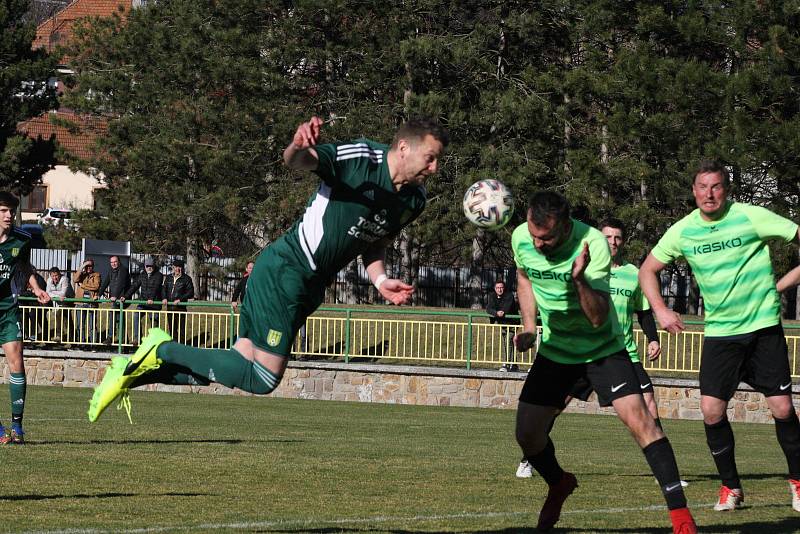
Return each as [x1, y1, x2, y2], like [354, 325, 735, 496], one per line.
[17, 268, 48, 342]
[73, 259, 101, 345]
[99, 255, 131, 345]
[125, 257, 164, 342]
[231, 260, 254, 309]
[486, 279, 519, 371]
[162, 259, 194, 342]
[45, 266, 73, 344]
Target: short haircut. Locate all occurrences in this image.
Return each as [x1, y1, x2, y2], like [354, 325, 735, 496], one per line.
[391, 117, 450, 149]
[599, 217, 626, 238]
[49, 266, 61, 273]
[527, 191, 571, 226]
[495, 279, 505, 286]
[0, 192, 19, 210]
[693, 159, 730, 187]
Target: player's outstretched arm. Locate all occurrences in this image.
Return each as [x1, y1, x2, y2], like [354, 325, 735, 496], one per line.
[639, 253, 684, 334]
[571, 242, 609, 327]
[513, 268, 538, 352]
[363, 243, 413, 306]
[777, 265, 800, 293]
[283, 116, 322, 171]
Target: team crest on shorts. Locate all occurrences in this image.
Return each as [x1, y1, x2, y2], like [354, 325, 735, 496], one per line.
[266, 329, 282, 347]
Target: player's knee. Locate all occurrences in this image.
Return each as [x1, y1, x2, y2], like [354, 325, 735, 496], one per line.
[516, 421, 549, 454]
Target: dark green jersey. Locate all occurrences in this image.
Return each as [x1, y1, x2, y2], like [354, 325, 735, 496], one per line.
[0, 228, 31, 311]
[512, 218, 625, 364]
[279, 139, 426, 279]
[652, 202, 798, 336]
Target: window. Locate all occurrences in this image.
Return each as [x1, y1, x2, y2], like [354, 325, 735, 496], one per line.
[20, 185, 47, 212]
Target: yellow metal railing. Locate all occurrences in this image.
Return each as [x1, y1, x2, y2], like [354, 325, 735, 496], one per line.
[17, 300, 800, 376]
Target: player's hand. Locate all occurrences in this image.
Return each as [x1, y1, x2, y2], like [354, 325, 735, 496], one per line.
[654, 308, 684, 334]
[231, 301, 238, 308]
[379, 278, 414, 305]
[571, 242, 590, 280]
[647, 341, 662, 361]
[292, 116, 323, 150]
[34, 288, 51, 305]
[514, 331, 537, 352]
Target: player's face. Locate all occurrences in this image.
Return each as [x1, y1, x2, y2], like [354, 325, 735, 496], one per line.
[401, 134, 444, 186]
[692, 171, 728, 220]
[495, 282, 505, 296]
[0, 205, 15, 233]
[601, 226, 624, 258]
[528, 214, 570, 255]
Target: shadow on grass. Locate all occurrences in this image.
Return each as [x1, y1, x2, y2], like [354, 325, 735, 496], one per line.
[31, 438, 304, 445]
[590, 471, 790, 483]
[0, 491, 210, 502]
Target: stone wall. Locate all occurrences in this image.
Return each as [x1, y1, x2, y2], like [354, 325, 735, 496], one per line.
[4, 350, 797, 423]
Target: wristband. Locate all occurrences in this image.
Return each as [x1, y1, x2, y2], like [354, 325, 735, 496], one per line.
[374, 274, 388, 290]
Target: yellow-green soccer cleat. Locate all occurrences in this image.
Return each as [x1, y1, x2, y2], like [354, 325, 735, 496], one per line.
[87, 328, 171, 423]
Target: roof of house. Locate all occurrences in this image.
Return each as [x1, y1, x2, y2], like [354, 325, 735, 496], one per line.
[18, 110, 108, 161]
[33, 0, 131, 54]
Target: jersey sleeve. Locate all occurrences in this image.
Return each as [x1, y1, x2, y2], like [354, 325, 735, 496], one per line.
[511, 224, 527, 269]
[311, 143, 340, 186]
[584, 233, 611, 293]
[740, 204, 799, 242]
[651, 221, 685, 265]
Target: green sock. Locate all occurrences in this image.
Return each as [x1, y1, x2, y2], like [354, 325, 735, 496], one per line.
[155, 342, 282, 394]
[10, 372, 26, 425]
[131, 363, 211, 388]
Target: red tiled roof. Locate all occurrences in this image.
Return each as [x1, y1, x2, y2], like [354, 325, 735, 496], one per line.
[18, 111, 108, 161]
[33, 0, 131, 54]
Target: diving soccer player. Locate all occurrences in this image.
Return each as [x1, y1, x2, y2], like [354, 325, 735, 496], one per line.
[88, 116, 447, 421]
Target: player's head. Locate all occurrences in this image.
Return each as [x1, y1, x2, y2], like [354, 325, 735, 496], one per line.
[390, 118, 449, 187]
[692, 160, 729, 220]
[0, 192, 19, 232]
[494, 279, 505, 295]
[600, 218, 626, 259]
[527, 191, 572, 255]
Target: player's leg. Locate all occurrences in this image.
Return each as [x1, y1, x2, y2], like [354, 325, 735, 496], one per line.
[700, 335, 745, 510]
[517, 356, 581, 530]
[591, 352, 695, 533]
[746, 325, 800, 511]
[0, 310, 26, 444]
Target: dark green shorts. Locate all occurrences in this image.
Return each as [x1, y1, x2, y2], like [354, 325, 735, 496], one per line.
[238, 241, 325, 357]
[0, 307, 22, 345]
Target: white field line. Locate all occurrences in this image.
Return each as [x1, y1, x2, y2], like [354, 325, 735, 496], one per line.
[18, 501, 746, 534]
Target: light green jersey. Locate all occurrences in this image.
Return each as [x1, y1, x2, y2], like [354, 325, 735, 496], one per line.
[610, 263, 649, 363]
[280, 139, 426, 279]
[511, 219, 625, 364]
[652, 202, 798, 337]
[0, 228, 31, 311]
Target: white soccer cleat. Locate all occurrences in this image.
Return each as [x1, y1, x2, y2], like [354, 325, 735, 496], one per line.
[516, 460, 533, 478]
[789, 479, 800, 512]
[713, 486, 743, 511]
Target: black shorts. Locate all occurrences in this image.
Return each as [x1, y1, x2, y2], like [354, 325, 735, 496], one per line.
[568, 360, 655, 405]
[521, 350, 643, 408]
[700, 324, 791, 400]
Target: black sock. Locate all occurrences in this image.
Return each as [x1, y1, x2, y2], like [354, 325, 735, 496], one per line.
[642, 437, 687, 510]
[705, 417, 741, 488]
[775, 412, 800, 480]
[528, 438, 563, 486]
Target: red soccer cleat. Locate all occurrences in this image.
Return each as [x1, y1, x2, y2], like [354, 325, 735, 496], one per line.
[669, 507, 697, 534]
[536, 471, 577, 531]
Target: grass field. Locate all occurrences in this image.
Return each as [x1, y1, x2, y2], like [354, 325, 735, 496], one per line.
[3, 386, 800, 533]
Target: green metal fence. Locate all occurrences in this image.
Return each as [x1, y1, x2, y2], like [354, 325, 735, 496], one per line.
[17, 299, 800, 376]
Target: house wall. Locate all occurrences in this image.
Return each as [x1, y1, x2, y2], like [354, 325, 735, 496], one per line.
[21, 165, 103, 218]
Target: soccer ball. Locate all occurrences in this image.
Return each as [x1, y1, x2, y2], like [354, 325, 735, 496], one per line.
[462, 179, 514, 230]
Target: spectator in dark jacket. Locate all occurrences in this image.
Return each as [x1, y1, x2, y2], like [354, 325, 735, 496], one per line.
[162, 259, 194, 342]
[99, 255, 131, 344]
[124, 257, 164, 341]
[231, 260, 254, 309]
[486, 279, 519, 371]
